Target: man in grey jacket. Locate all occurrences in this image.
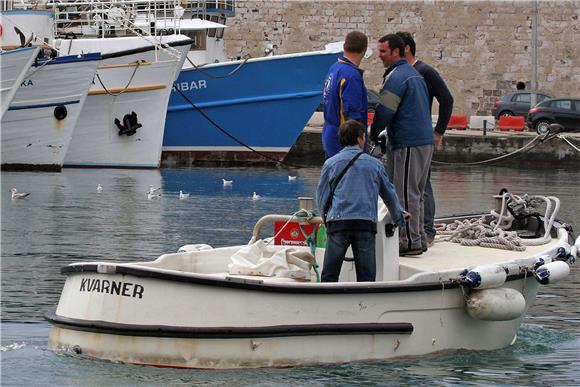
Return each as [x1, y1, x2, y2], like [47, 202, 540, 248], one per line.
[316, 120, 409, 282]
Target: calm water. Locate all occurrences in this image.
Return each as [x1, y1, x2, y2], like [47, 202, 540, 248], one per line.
[1, 165, 579, 386]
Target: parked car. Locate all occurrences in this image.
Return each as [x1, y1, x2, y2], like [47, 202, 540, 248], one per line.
[526, 97, 580, 134]
[491, 91, 552, 119]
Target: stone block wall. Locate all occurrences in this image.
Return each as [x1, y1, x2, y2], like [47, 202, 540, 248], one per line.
[223, 0, 580, 117]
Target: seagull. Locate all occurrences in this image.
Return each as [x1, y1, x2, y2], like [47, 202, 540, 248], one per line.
[222, 179, 233, 187]
[147, 191, 161, 200]
[96, 184, 103, 193]
[179, 190, 190, 200]
[252, 192, 262, 201]
[149, 184, 160, 194]
[288, 175, 297, 181]
[10, 188, 30, 200]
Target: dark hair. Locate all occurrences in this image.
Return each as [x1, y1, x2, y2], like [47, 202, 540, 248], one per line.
[395, 31, 416, 56]
[344, 31, 368, 54]
[378, 34, 404, 58]
[516, 81, 526, 90]
[339, 120, 365, 146]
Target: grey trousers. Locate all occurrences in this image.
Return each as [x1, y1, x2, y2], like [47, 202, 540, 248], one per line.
[385, 144, 434, 251]
[423, 168, 436, 238]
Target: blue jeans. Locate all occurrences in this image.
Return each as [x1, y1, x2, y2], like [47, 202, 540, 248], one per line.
[423, 167, 436, 239]
[321, 230, 376, 282]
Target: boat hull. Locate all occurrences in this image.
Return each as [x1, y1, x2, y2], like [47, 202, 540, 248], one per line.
[63, 55, 180, 168]
[1, 54, 99, 171]
[46, 266, 538, 369]
[0, 46, 40, 117]
[161, 50, 341, 165]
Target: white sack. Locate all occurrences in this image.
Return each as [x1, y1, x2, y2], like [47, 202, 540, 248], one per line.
[228, 240, 314, 280]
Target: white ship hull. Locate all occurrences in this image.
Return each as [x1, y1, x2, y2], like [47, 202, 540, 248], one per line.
[1, 53, 100, 171]
[63, 48, 180, 168]
[0, 46, 40, 117]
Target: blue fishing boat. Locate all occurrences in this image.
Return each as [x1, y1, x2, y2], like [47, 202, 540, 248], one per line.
[162, 49, 341, 164]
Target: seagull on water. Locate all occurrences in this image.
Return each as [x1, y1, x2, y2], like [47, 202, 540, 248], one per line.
[222, 179, 233, 187]
[10, 188, 30, 200]
[252, 192, 262, 201]
[288, 175, 297, 181]
[97, 184, 103, 193]
[147, 191, 161, 200]
[179, 190, 190, 200]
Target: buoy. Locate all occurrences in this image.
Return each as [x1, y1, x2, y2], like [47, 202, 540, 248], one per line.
[466, 287, 526, 321]
[535, 260, 570, 285]
[462, 265, 507, 289]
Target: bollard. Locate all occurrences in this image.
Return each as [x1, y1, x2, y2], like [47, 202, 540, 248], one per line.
[483, 120, 487, 136]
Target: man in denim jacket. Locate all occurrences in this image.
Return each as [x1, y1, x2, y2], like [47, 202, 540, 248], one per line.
[316, 120, 409, 282]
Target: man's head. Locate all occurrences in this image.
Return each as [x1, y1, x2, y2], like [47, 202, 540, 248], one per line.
[395, 31, 416, 59]
[378, 34, 405, 68]
[344, 31, 368, 55]
[339, 120, 365, 149]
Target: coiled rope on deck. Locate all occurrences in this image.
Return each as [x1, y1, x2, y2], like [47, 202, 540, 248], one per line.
[436, 219, 526, 251]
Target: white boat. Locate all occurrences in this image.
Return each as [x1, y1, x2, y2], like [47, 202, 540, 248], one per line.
[61, 51, 180, 168]
[45, 192, 578, 368]
[2, 5, 190, 168]
[0, 46, 40, 117]
[60, 38, 189, 168]
[1, 52, 100, 171]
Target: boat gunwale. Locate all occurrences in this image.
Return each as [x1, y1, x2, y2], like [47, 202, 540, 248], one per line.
[60, 262, 535, 294]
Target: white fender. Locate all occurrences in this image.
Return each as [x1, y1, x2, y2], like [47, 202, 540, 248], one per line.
[177, 244, 213, 253]
[535, 260, 570, 285]
[463, 264, 507, 289]
[466, 287, 526, 321]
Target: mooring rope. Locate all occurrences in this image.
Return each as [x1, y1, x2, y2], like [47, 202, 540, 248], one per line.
[95, 60, 141, 96]
[558, 135, 580, 153]
[436, 219, 527, 251]
[186, 56, 250, 78]
[431, 134, 543, 166]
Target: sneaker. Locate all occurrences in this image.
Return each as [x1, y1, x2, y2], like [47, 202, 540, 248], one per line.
[399, 248, 423, 257]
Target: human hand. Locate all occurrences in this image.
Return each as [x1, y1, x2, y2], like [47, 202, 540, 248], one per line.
[403, 211, 412, 221]
[434, 132, 443, 150]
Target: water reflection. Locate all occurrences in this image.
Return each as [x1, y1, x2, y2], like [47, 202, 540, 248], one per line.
[0, 165, 578, 384]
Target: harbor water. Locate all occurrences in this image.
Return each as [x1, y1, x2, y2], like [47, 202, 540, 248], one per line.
[1, 165, 579, 386]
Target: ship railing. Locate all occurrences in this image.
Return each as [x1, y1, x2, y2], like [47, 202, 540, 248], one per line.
[47, 0, 185, 60]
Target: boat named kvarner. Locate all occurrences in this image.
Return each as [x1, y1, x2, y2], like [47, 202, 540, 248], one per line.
[45, 191, 578, 368]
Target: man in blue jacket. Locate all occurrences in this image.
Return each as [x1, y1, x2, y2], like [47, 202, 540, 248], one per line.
[396, 31, 454, 248]
[371, 34, 434, 256]
[316, 120, 409, 282]
[322, 31, 368, 158]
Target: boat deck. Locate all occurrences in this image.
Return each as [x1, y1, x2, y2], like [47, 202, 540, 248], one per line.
[399, 238, 559, 276]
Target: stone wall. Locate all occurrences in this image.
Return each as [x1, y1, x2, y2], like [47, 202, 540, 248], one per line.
[223, 0, 580, 116]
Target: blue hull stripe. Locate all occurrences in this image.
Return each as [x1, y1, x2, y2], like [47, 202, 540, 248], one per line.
[34, 52, 101, 66]
[168, 90, 322, 112]
[8, 99, 80, 111]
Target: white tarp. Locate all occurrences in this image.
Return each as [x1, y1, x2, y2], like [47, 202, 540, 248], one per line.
[228, 240, 314, 280]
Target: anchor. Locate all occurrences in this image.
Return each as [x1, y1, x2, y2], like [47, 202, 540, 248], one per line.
[114, 112, 142, 136]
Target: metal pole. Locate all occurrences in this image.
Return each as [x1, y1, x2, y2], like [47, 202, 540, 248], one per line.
[531, 0, 538, 107]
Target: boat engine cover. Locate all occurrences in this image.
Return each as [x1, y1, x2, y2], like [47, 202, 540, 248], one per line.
[466, 287, 526, 321]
